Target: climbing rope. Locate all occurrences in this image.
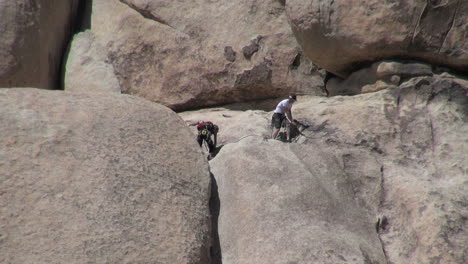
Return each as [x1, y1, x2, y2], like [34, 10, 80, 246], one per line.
[227, 134, 265, 144]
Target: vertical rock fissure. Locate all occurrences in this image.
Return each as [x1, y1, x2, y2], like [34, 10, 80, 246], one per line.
[395, 88, 404, 148]
[209, 173, 222, 264]
[426, 103, 441, 179]
[378, 166, 386, 209]
[410, 0, 428, 47]
[73, 0, 92, 33]
[377, 165, 390, 264]
[58, 0, 92, 90]
[438, 0, 461, 54]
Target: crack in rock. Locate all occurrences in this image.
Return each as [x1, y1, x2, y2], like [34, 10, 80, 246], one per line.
[410, 0, 429, 46]
[376, 165, 390, 263]
[119, 0, 184, 34]
[439, 0, 461, 54]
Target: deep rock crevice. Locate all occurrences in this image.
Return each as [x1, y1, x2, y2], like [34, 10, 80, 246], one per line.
[58, 0, 92, 90]
[209, 173, 222, 264]
[74, 0, 92, 33]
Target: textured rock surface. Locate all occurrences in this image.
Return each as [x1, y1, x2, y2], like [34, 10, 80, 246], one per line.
[64, 0, 325, 110]
[376, 61, 433, 79]
[205, 75, 467, 264]
[179, 101, 276, 146]
[286, 0, 468, 77]
[361, 80, 396, 94]
[0, 89, 211, 264]
[65, 31, 121, 94]
[210, 137, 387, 264]
[326, 60, 435, 96]
[326, 62, 380, 96]
[0, 0, 78, 89]
[373, 77, 468, 264]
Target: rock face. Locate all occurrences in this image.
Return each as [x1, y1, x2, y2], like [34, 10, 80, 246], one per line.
[286, 0, 468, 77]
[0, 89, 211, 264]
[0, 0, 79, 89]
[325, 60, 434, 96]
[211, 138, 387, 264]
[65, 31, 121, 94]
[204, 75, 467, 264]
[295, 76, 467, 264]
[179, 102, 275, 147]
[64, 0, 325, 111]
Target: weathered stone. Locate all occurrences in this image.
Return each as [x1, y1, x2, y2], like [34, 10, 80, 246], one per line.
[180, 106, 272, 148]
[0, 89, 211, 264]
[0, 0, 79, 89]
[325, 60, 442, 95]
[210, 138, 387, 264]
[224, 46, 236, 62]
[64, 31, 121, 94]
[376, 61, 433, 79]
[242, 36, 261, 59]
[286, 0, 468, 77]
[389, 75, 401, 85]
[196, 74, 467, 264]
[325, 63, 379, 96]
[234, 59, 272, 92]
[361, 80, 396, 94]
[64, 0, 325, 111]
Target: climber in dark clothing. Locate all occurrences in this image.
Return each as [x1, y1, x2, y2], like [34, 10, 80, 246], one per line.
[195, 121, 219, 154]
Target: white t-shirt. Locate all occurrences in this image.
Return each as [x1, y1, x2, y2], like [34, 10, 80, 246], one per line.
[274, 99, 292, 114]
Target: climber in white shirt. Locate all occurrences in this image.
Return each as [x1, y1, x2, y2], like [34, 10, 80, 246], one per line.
[271, 94, 297, 141]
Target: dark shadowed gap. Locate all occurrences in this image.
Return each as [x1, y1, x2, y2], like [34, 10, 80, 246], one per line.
[209, 173, 222, 264]
[290, 53, 301, 70]
[221, 97, 281, 112]
[208, 145, 224, 160]
[74, 0, 92, 32]
[323, 71, 338, 97]
[58, 0, 93, 90]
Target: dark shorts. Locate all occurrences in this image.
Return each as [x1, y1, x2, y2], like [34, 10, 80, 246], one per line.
[271, 113, 285, 129]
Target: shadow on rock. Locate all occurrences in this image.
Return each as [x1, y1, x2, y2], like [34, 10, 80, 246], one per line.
[209, 173, 222, 264]
[208, 145, 224, 160]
